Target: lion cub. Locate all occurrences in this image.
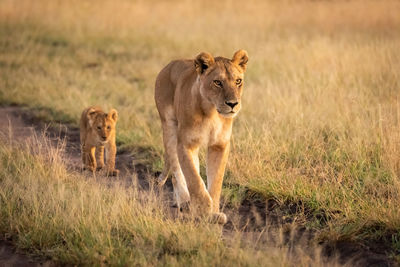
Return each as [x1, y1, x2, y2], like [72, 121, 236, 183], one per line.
[80, 106, 119, 176]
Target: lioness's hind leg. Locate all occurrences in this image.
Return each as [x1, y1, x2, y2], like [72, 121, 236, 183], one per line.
[160, 109, 190, 208]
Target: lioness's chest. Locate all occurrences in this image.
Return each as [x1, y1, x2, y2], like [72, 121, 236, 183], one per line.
[184, 114, 232, 147]
[208, 117, 232, 145]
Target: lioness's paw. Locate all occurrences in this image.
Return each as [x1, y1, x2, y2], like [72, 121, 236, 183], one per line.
[209, 212, 228, 225]
[179, 201, 191, 213]
[197, 193, 213, 214]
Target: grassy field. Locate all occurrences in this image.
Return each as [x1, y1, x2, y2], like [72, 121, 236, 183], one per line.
[1, 0, 400, 264]
[1, 134, 316, 266]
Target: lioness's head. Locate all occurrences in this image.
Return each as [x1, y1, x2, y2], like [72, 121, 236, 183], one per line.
[195, 50, 248, 118]
[87, 108, 118, 144]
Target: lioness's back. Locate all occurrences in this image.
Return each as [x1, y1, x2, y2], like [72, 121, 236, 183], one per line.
[154, 59, 196, 115]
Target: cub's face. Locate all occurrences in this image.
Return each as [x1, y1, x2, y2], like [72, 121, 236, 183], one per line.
[88, 109, 118, 144]
[195, 50, 248, 118]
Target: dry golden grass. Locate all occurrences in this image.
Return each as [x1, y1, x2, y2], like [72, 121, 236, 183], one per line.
[0, 131, 336, 266]
[0, 0, 400, 262]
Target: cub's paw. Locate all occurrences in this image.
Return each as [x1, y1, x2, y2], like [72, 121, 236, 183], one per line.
[106, 169, 119, 177]
[96, 165, 104, 171]
[83, 166, 96, 173]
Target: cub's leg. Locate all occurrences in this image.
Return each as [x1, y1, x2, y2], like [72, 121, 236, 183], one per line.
[160, 111, 190, 209]
[177, 141, 212, 215]
[81, 144, 86, 167]
[105, 140, 119, 176]
[206, 143, 230, 224]
[96, 145, 105, 170]
[82, 145, 97, 173]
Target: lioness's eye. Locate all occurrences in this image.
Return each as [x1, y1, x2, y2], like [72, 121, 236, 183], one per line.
[97, 126, 101, 130]
[107, 126, 111, 130]
[213, 80, 222, 87]
[236, 79, 242, 85]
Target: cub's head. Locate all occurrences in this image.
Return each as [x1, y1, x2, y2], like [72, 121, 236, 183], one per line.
[87, 108, 118, 144]
[195, 49, 248, 118]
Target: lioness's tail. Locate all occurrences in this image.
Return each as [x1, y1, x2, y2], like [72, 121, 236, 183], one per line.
[157, 161, 170, 187]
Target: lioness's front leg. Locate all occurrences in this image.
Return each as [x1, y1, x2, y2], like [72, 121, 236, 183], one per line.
[177, 142, 212, 214]
[207, 143, 230, 213]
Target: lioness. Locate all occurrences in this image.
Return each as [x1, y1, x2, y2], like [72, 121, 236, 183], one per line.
[155, 50, 248, 223]
[80, 106, 119, 176]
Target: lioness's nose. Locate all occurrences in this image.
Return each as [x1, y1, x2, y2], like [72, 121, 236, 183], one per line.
[225, 101, 238, 109]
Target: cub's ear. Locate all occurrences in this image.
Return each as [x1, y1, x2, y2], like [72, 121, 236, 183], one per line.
[231, 49, 248, 72]
[108, 109, 118, 123]
[194, 52, 215, 74]
[86, 108, 97, 127]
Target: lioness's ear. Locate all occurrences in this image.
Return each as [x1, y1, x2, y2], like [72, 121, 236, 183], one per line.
[195, 52, 215, 74]
[231, 49, 248, 72]
[87, 108, 97, 127]
[108, 109, 118, 123]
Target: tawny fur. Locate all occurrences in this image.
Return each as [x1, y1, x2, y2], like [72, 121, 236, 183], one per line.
[80, 106, 119, 176]
[155, 50, 249, 224]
